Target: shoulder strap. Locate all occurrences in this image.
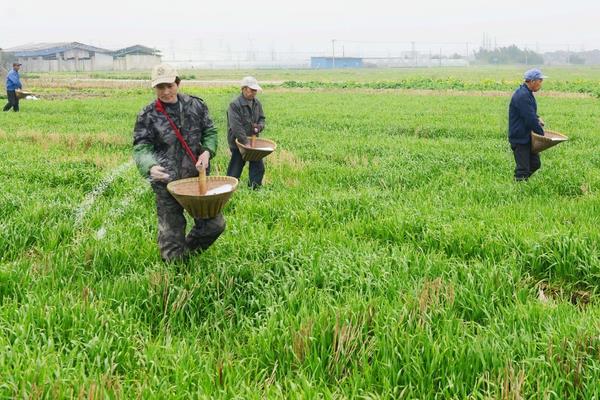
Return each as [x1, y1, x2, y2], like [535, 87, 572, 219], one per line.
[155, 100, 197, 164]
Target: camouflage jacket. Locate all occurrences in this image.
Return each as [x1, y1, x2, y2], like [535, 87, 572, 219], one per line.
[133, 93, 218, 181]
[227, 94, 266, 149]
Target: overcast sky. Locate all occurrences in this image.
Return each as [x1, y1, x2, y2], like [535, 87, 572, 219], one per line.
[2, 0, 599, 59]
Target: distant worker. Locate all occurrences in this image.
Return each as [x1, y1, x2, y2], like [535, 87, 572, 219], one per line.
[226, 76, 266, 189]
[3, 62, 22, 112]
[133, 63, 225, 262]
[508, 68, 547, 181]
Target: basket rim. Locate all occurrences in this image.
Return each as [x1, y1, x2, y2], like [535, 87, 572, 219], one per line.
[235, 137, 277, 150]
[167, 176, 239, 198]
[531, 130, 568, 140]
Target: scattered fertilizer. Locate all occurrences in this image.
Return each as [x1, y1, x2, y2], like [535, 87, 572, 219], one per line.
[205, 184, 233, 195]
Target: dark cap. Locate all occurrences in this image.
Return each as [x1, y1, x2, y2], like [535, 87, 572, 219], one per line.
[13, 62, 22, 67]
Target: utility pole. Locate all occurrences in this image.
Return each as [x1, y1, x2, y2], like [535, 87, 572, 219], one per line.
[411, 41, 416, 67]
[169, 39, 175, 61]
[197, 39, 203, 61]
[332, 39, 336, 69]
[247, 38, 254, 62]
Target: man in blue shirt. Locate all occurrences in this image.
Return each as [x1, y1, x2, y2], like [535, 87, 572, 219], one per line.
[508, 68, 546, 181]
[3, 62, 23, 112]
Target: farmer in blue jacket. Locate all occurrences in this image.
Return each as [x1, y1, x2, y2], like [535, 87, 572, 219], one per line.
[3, 63, 23, 112]
[508, 68, 546, 181]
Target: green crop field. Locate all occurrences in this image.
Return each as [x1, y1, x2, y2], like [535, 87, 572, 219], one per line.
[1, 67, 600, 398]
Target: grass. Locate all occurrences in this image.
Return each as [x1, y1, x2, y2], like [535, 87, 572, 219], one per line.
[1, 67, 600, 398]
[23, 65, 600, 82]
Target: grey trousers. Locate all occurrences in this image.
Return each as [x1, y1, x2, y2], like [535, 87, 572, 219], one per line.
[153, 183, 226, 262]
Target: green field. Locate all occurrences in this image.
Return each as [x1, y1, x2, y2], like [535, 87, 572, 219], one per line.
[1, 67, 600, 398]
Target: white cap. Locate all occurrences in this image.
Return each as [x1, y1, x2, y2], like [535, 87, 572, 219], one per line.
[151, 63, 178, 88]
[241, 76, 262, 91]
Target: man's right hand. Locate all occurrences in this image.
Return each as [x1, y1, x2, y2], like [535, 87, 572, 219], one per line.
[149, 165, 170, 182]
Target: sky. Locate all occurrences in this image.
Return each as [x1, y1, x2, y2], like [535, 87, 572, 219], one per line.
[1, 0, 599, 61]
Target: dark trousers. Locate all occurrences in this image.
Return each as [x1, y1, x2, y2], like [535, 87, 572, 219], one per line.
[511, 142, 541, 181]
[3, 91, 19, 112]
[152, 175, 226, 262]
[226, 147, 265, 188]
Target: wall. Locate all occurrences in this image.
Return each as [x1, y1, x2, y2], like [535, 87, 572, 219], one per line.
[93, 53, 114, 71]
[17, 52, 114, 72]
[310, 57, 363, 69]
[113, 54, 161, 70]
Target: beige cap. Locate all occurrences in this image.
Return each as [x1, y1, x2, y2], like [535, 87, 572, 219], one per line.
[241, 76, 262, 91]
[151, 63, 178, 88]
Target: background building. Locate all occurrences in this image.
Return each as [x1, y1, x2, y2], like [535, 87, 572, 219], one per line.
[4, 42, 161, 72]
[6, 42, 113, 72]
[113, 45, 161, 70]
[311, 57, 364, 69]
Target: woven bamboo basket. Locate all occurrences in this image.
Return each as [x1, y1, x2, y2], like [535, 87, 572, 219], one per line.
[15, 90, 33, 100]
[531, 130, 568, 153]
[235, 137, 277, 161]
[167, 176, 238, 219]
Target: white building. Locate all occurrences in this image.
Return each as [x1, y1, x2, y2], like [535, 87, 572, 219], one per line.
[6, 42, 114, 72]
[113, 45, 161, 71]
[5, 42, 162, 72]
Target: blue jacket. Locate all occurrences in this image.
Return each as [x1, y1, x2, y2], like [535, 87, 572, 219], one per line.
[6, 69, 22, 91]
[508, 83, 544, 144]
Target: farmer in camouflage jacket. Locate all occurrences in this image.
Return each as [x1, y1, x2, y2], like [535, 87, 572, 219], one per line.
[133, 63, 225, 262]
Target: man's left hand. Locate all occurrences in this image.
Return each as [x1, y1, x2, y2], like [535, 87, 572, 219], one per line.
[196, 151, 210, 170]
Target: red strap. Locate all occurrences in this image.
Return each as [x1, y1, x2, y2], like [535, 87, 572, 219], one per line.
[155, 100, 198, 164]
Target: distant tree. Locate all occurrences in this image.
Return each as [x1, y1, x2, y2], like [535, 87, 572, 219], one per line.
[0, 51, 18, 88]
[474, 45, 543, 65]
[569, 54, 585, 65]
[0, 50, 16, 68]
[0, 52, 7, 86]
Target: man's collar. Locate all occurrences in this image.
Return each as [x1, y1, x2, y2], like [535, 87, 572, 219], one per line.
[522, 83, 533, 93]
[177, 93, 191, 105]
[238, 94, 254, 106]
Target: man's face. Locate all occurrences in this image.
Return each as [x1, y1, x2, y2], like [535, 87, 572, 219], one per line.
[14, 65, 21, 72]
[242, 86, 257, 100]
[528, 79, 543, 92]
[154, 82, 179, 103]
